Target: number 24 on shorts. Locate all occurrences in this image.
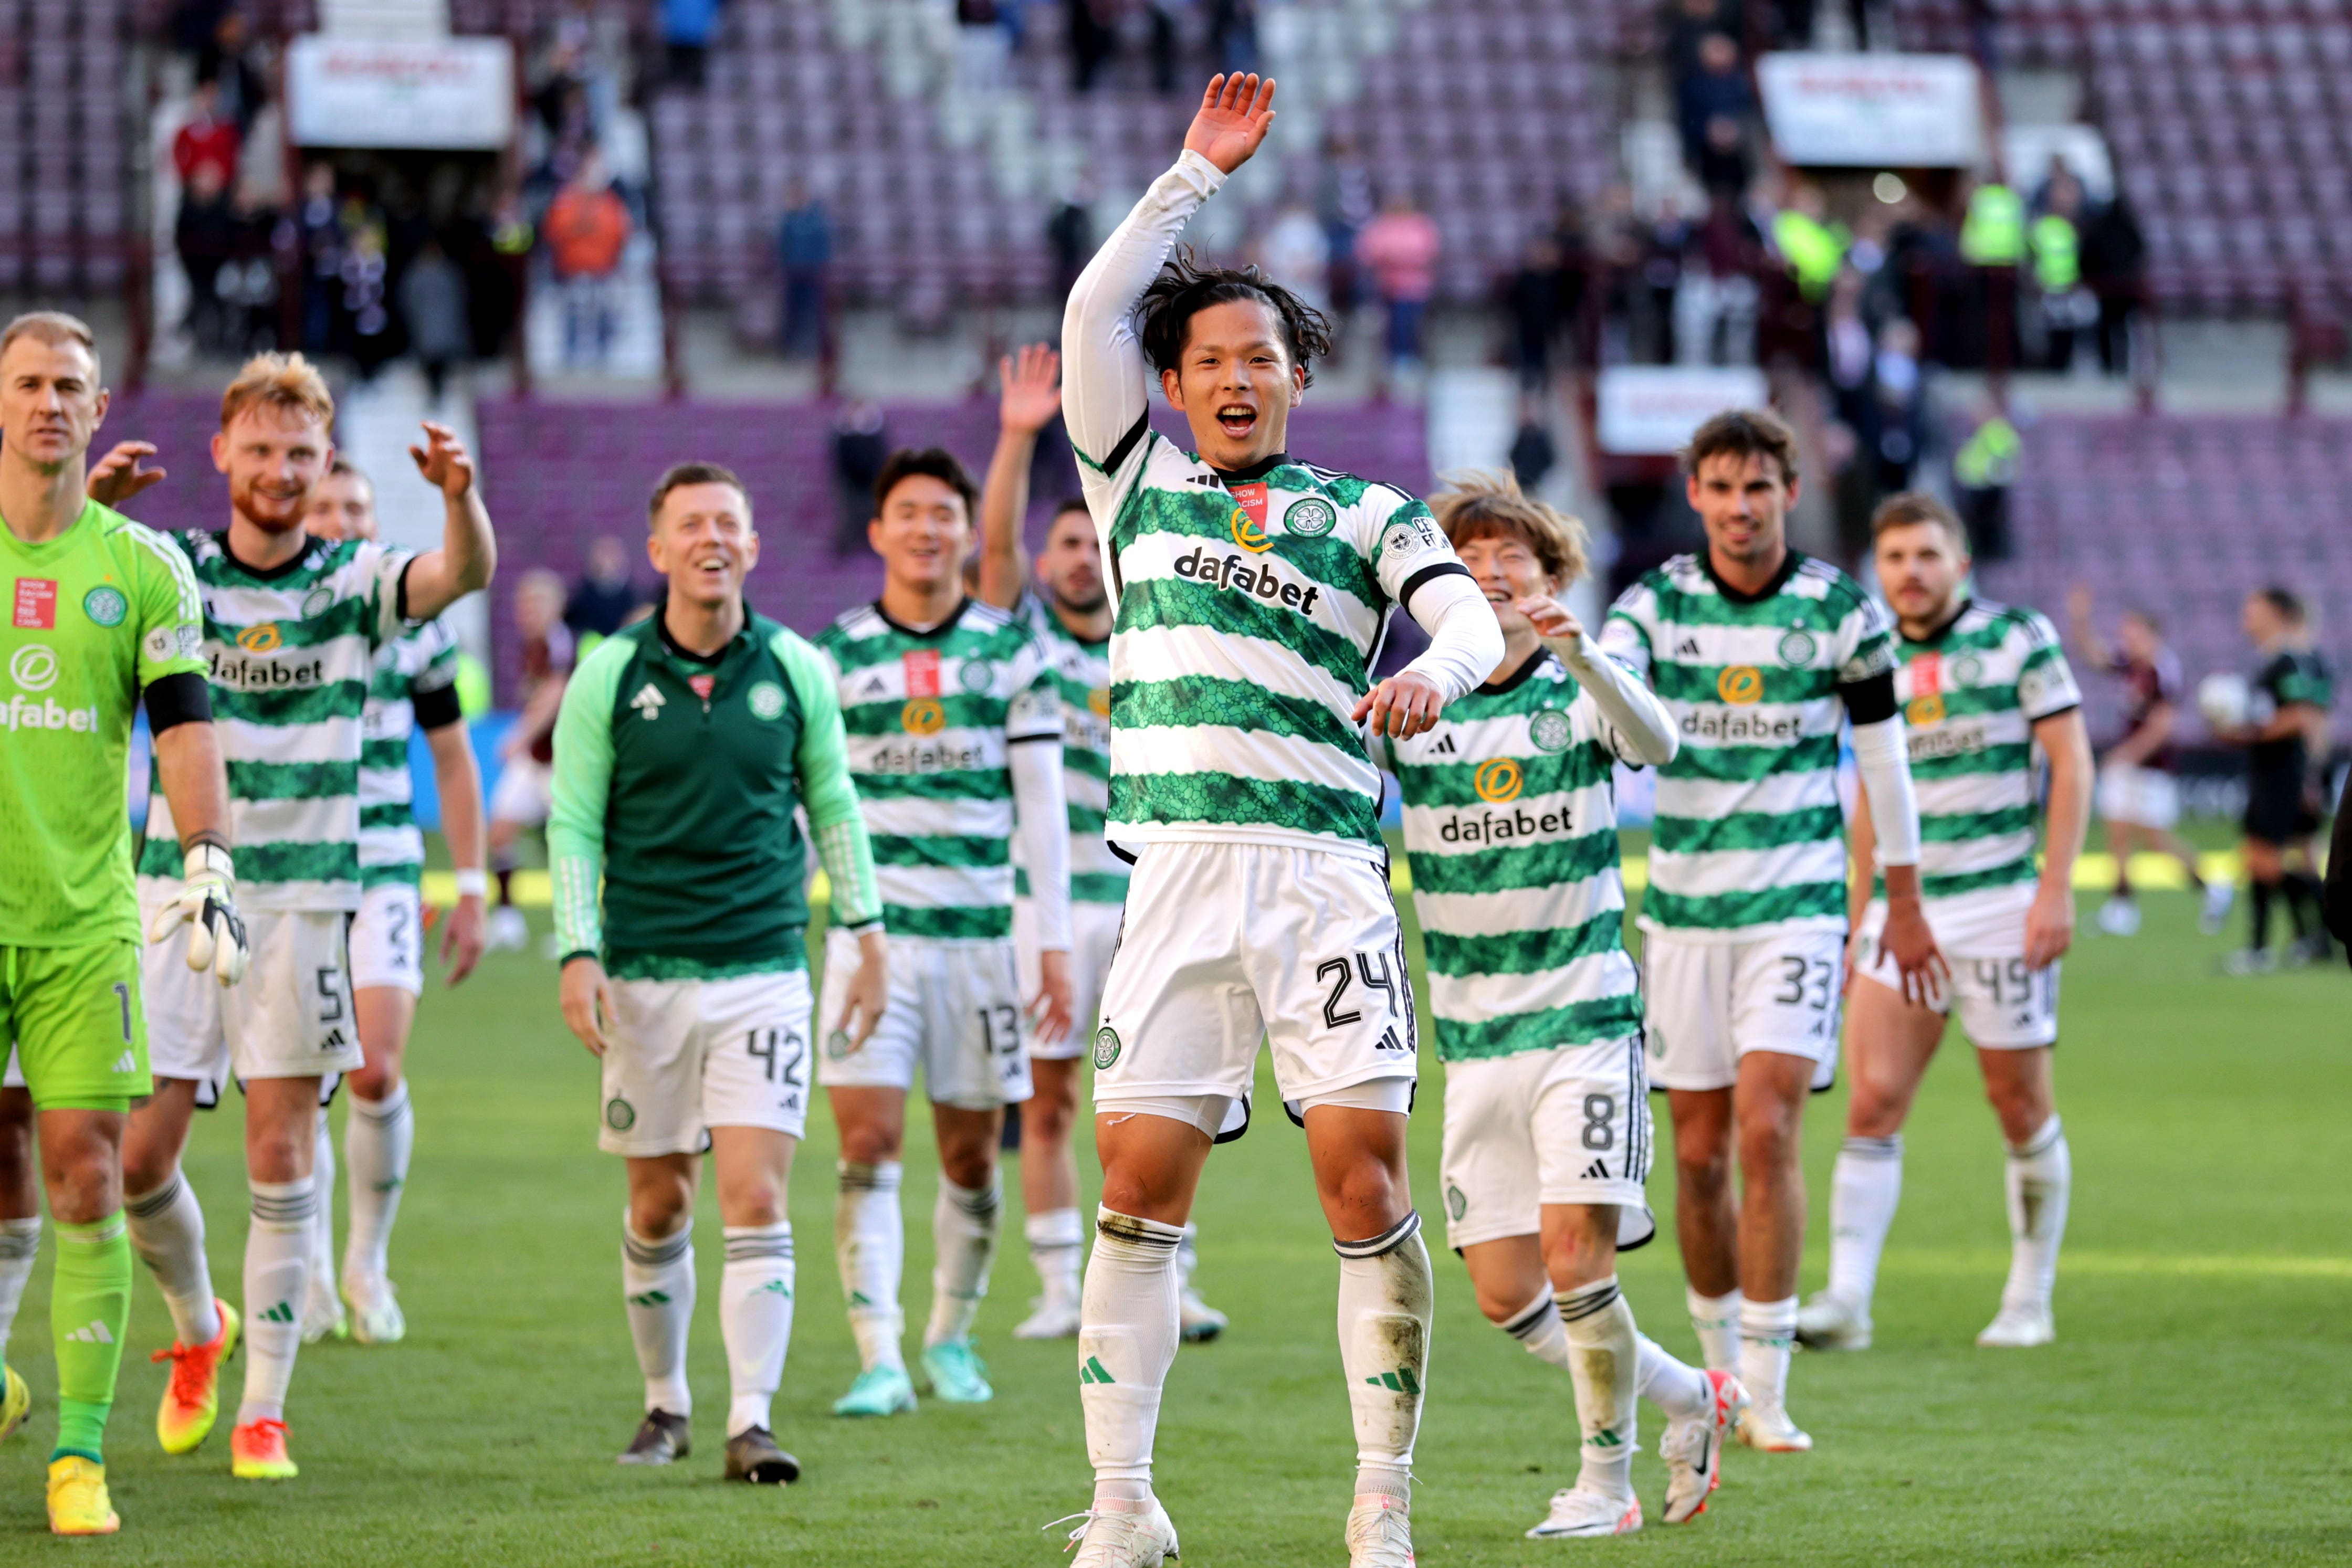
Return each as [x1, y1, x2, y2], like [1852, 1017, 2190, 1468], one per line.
[1317, 949, 1411, 1052]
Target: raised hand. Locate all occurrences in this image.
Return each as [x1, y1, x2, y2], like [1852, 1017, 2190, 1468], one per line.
[1183, 72, 1277, 175]
[999, 343, 1063, 436]
[410, 421, 478, 499]
[1516, 596, 1586, 644]
[87, 440, 166, 508]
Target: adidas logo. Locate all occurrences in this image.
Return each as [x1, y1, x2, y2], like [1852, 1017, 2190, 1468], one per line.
[1585, 1427, 1626, 1449]
[1429, 733, 1457, 755]
[259, 1300, 297, 1324]
[111, 1050, 136, 1075]
[1364, 1368, 1422, 1394]
[630, 683, 666, 721]
[64, 1319, 113, 1344]
[1582, 1159, 1609, 1181]
[373, 1177, 403, 1194]
[757, 1280, 793, 1297]
[1375, 1026, 1408, 1055]
[321, 1029, 347, 1051]
[1079, 1356, 1117, 1385]
[1675, 637, 1702, 658]
[847, 1291, 872, 1308]
[627, 1290, 671, 1308]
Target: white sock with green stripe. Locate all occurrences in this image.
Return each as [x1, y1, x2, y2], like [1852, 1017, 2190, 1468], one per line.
[1079, 1208, 1182, 1505]
[2001, 1116, 2070, 1314]
[1500, 1289, 1571, 1370]
[835, 1162, 905, 1374]
[1025, 1207, 1084, 1314]
[125, 1171, 219, 1347]
[1827, 1134, 1903, 1311]
[1686, 1286, 1741, 1374]
[623, 1219, 695, 1415]
[720, 1223, 795, 1437]
[1336, 1212, 1432, 1507]
[0, 1216, 39, 1362]
[926, 1174, 1001, 1348]
[1558, 1276, 1638, 1500]
[344, 1081, 413, 1282]
[1737, 1295, 1798, 1415]
[307, 1112, 337, 1304]
[238, 1176, 317, 1425]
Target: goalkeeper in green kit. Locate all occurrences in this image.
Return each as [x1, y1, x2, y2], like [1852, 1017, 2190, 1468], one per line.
[0, 312, 249, 1534]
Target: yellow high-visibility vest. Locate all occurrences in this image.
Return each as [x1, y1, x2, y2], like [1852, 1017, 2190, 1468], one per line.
[1961, 184, 2025, 266]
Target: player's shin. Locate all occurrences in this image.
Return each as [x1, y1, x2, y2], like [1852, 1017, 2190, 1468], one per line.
[1079, 1208, 1182, 1504]
[238, 1177, 317, 1425]
[344, 1081, 413, 1283]
[1335, 1211, 1433, 1510]
[0, 1216, 41, 1362]
[2001, 1116, 2070, 1314]
[622, 1219, 696, 1415]
[124, 1173, 220, 1346]
[720, 1224, 795, 1437]
[49, 1215, 131, 1461]
[926, 1173, 1002, 1347]
[1826, 1134, 1904, 1312]
[1558, 1276, 1638, 1500]
[834, 1161, 906, 1373]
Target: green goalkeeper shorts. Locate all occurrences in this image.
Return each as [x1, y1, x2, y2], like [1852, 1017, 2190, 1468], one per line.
[0, 941, 150, 1109]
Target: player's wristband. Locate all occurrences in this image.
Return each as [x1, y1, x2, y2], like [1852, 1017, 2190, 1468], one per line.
[182, 842, 235, 885]
[454, 868, 489, 898]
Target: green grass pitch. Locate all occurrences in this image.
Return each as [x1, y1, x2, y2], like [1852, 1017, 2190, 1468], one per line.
[0, 872, 2344, 1564]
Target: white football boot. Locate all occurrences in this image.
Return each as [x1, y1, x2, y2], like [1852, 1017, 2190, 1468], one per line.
[2095, 897, 2140, 936]
[1524, 1487, 1642, 1539]
[1661, 1368, 1749, 1523]
[1051, 1499, 1180, 1567]
[1794, 1291, 1873, 1351]
[1345, 1495, 1415, 1566]
[343, 1271, 407, 1345]
[1736, 1401, 1813, 1453]
[1013, 1295, 1083, 1340]
[1976, 1301, 2054, 1348]
[2199, 881, 2235, 935]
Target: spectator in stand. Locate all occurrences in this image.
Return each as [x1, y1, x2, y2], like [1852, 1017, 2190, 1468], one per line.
[1675, 192, 1763, 365]
[2081, 191, 2145, 378]
[487, 571, 575, 953]
[663, 0, 722, 87]
[564, 535, 647, 644]
[1664, 0, 1743, 80]
[544, 149, 633, 371]
[1508, 396, 1556, 493]
[1869, 317, 1926, 491]
[956, 0, 1012, 93]
[1256, 199, 1331, 315]
[296, 162, 343, 354]
[1319, 132, 1375, 322]
[173, 80, 241, 194]
[1549, 196, 1592, 365]
[1066, 0, 1115, 93]
[778, 181, 833, 361]
[832, 399, 888, 556]
[1772, 182, 1846, 304]
[1952, 401, 2018, 562]
[175, 163, 239, 355]
[1695, 113, 1752, 201]
[1356, 188, 1441, 381]
[1507, 234, 1564, 390]
[1047, 173, 1097, 300]
[1209, 0, 1259, 73]
[197, 8, 267, 136]
[1677, 34, 1752, 180]
[2032, 172, 2088, 371]
[340, 219, 399, 379]
[399, 237, 472, 405]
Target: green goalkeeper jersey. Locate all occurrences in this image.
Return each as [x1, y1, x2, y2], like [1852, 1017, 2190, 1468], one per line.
[0, 499, 207, 946]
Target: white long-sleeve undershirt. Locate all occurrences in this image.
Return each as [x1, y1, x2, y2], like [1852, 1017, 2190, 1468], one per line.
[1849, 714, 1924, 867]
[1010, 739, 1072, 951]
[1543, 627, 1680, 766]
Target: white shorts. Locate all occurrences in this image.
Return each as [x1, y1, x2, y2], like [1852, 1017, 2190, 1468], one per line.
[1855, 889, 2061, 1049]
[2096, 762, 2179, 830]
[1437, 1039, 1657, 1253]
[1091, 841, 1419, 1115]
[143, 904, 365, 1104]
[489, 756, 553, 827]
[815, 931, 1032, 1109]
[1016, 897, 1125, 1060]
[1642, 928, 1845, 1093]
[599, 969, 814, 1156]
[350, 882, 424, 996]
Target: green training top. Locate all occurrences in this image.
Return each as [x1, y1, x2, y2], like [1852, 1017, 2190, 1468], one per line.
[1, 499, 207, 946]
[548, 607, 883, 981]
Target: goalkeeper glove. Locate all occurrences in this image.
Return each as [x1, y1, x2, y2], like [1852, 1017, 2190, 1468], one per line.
[146, 843, 251, 986]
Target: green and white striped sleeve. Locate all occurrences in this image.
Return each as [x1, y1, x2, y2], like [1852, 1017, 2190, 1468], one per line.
[774, 629, 883, 933]
[547, 637, 632, 962]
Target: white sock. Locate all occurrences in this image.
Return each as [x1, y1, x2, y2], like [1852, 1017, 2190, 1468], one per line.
[344, 1081, 414, 1282]
[623, 1218, 695, 1415]
[1686, 1285, 1741, 1373]
[1174, 1221, 1202, 1296]
[1080, 1207, 1183, 1504]
[2001, 1116, 2071, 1314]
[1634, 1334, 1710, 1420]
[926, 1173, 1001, 1348]
[1500, 1289, 1572, 1371]
[835, 1161, 905, 1373]
[1737, 1295, 1798, 1414]
[1826, 1134, 1903, 1311]
[1026, 1207, 1084, 1312]
[0, 1217, 39, 1361]
[720, 1222, 795, 1437]
[125, 1172, 221, 1346]
[238, 1176, 317, 1425]
[1558, 1276, 1638, 1500]
[309, 1111, 338, 1300]
[1336, 1212, 1432, 1507]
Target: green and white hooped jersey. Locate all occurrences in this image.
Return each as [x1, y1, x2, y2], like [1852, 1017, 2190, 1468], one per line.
[1600, 551, 1895, 941]
[1888, 599, 2081, 912]
[1076, 428, 1475, 862]
[140, 532, 413, 912]
[814, 598, 1059, 940]
[358, 616, 459, 889]
[1380, 650, 1646, 1062]
[1013, 592, 1129, 906]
